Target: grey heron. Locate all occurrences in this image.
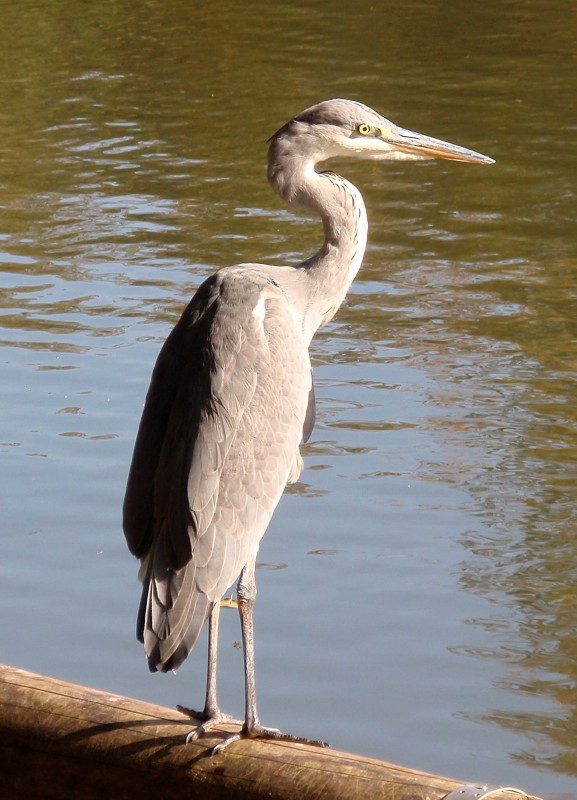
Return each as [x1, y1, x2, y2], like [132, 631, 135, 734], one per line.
[123, 98, 493, 752]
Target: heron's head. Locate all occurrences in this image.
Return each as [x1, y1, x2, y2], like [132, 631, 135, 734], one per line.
[270, 98, 494, 166]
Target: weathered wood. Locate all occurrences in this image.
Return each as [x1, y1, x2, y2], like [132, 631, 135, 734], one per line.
[0, 663, 542, 800]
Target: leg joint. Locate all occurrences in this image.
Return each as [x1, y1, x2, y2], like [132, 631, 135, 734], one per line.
[237, 561, 257, 604]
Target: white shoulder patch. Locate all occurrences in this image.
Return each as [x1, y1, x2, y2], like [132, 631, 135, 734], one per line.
[252, 293, 266, 323]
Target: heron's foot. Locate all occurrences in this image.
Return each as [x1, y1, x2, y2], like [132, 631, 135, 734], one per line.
[211, 722, 329, 755]
[176, 704, 241, 744]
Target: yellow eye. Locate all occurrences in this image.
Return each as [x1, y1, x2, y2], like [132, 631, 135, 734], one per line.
[357, 123, 373, 136]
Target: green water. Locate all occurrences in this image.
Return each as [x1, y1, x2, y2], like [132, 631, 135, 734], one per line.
[1, 2, 576, 797]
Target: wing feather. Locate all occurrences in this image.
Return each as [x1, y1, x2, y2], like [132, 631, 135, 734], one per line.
[123, 269, 313, 672]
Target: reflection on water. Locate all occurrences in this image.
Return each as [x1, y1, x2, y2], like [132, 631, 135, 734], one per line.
[1, 1, 576, 797]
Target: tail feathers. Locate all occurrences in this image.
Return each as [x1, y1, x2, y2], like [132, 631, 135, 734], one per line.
[138, 560, 213, 673]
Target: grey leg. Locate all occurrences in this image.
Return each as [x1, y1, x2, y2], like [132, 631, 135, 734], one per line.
[211, 557, 328, 754]
[178, 601, 238, 742]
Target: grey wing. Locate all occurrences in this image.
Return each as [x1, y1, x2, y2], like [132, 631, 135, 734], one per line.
[123, 272, 312, 672]
[123, 274, 221, 566]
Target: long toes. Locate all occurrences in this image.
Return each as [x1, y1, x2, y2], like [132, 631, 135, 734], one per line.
[215, 722, 329, 749]
[177, 707, 328, 753]
[249, 725, 329, 748]
[176, 705, 206, 721]
[186, 723, 210, 744]
[211, 732, 242, 754]
[206, 725, 329, 753]
[186, 717, 233, 743]
[177, 707, 242, 745]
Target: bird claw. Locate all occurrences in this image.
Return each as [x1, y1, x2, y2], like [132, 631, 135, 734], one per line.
[176, 704, 241, 744]
[211, 723, 329, 754]
[185, 723, 211, 744]
[177, 705, 328, 753]
[252, 726, 329, 749]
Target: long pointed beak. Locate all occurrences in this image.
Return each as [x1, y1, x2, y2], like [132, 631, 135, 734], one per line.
[387, 125, 495, 165]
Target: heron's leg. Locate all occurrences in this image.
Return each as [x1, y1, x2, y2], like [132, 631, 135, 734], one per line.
[238, 556, 259, 732]
[203, 599, 221, 718]
[178, 601, 239, 742]
[211, 557, 328, 754]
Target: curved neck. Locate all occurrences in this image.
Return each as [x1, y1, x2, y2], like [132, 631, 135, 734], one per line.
[268, 152, 368, 340]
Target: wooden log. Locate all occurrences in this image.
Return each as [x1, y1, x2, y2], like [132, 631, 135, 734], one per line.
[0, 663, 542, 800]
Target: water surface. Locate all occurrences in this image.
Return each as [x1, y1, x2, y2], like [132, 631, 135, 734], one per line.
[1, 2, 576, 798]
